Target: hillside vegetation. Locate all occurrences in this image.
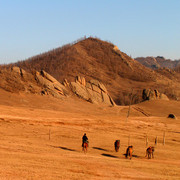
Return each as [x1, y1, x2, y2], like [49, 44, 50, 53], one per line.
[3, 37, 180, 104]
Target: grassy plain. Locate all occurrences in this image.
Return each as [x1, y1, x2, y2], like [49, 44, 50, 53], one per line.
[0, 90, 179, 179]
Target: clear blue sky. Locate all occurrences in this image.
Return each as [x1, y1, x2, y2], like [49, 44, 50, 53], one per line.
[0, 0, 180, 64]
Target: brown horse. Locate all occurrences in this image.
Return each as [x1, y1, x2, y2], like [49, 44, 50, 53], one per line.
[145, 146, 154, 159]
[114, 140, 120, 152]
[82, 142, 88, 153]
[125, 146, 133, 160]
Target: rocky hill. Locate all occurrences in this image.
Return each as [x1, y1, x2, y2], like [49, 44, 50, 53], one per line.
[135, 56, 180, 70]
[2, 37, 180, 104]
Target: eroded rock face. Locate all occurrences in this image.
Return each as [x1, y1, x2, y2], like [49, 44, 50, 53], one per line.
[35, 71, 68, 97]
[63, 79, 70, 87]
[10, 67, 69, 98]
[11, 66, 21, 74]
[11, 66, 28, 79]
[142, 89, 169, 101]
[9, 67, 116, 106]
[71, 76, 116, 106]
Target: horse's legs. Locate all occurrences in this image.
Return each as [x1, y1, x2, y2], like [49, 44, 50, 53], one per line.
[83, 146, 86, 153]
[82, 143, 85, 153]
[116, 146, 119, 152]
[148, 152, 151, 159]
[128, 151, 130, 159]
[130, 150, 133, 160]
[83, 144, 87, 153]
[126, 149, 129, 158]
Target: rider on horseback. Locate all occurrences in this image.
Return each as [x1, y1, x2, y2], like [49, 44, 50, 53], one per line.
[82, 133, 89, 147]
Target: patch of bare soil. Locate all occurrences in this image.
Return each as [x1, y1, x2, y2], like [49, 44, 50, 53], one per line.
[0, 90, 179, 179]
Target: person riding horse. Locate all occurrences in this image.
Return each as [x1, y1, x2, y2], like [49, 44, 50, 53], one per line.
[82, 133, 89, 147]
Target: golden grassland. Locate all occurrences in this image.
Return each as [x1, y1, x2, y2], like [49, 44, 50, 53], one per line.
[0, 91, 179, 179]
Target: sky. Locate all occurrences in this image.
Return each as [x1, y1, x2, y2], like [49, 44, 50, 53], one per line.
[0, 0, 180, 64]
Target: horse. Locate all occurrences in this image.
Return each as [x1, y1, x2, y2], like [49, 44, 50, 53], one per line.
[125, 145, 133, 160]
[145, 146, 154, 159]
[114, 140, 120, 152]
[82, 142, 88, 153]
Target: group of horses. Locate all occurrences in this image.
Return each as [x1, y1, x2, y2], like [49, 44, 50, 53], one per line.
[114, 140, 155, 160]
[82, 140, 155, 160]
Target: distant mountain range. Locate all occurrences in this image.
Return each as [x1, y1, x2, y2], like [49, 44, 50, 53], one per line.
[135, 56, 180, 70]
[2, 37, 180, 104]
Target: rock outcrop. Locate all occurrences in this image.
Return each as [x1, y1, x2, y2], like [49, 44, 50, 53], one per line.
[71, 76, 116, 106]
[135, 57, 161, 69]
[142, 89, 169, 101]
[10, 66, 69, 97]
[63, 79, 70, 87]
[35, 70, 68, 97]
[9, 67, 116, 106]
[11, 66, 29, 79]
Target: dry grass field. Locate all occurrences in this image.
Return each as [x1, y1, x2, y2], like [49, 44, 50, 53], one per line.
[0, 89, 179, 179]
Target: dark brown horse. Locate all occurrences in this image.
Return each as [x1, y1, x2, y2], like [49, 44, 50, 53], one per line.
[82, 142, 88, 153]
[114, 140, 120, 152]
[125, 145, 133, 160]
[145, 146, 154, 159]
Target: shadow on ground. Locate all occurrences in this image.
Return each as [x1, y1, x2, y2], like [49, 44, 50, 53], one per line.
[51, 145, 76, 152]
[123, 153, 141, 158]
[92, 147, 109, 152]
[101, 153, 119, 158]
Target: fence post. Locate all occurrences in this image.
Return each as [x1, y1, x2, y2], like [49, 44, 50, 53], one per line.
[155, 136, 157, 146]
[146, 135, 148, 147]
[49, 129, 51, 140]
[163, 131, 165, 145]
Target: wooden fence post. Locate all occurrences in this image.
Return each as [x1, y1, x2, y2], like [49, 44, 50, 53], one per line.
[155, 136, 157, 146]
[49, 129, 51, 140]
[163, 131, 165, 145]
[146, 135, 148, 147]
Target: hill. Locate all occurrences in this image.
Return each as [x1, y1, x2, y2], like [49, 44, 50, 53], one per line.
[3, 37, 180, 104]
[135, 56, 180, 70]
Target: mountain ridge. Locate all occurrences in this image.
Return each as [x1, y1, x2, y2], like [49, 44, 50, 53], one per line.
[135, 56, 180, 70]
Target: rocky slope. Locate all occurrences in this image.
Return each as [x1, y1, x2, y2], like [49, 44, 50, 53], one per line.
[135, 56, 180, 70]
[3, 37, 180, 104]
[0, 66, 115, 106]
